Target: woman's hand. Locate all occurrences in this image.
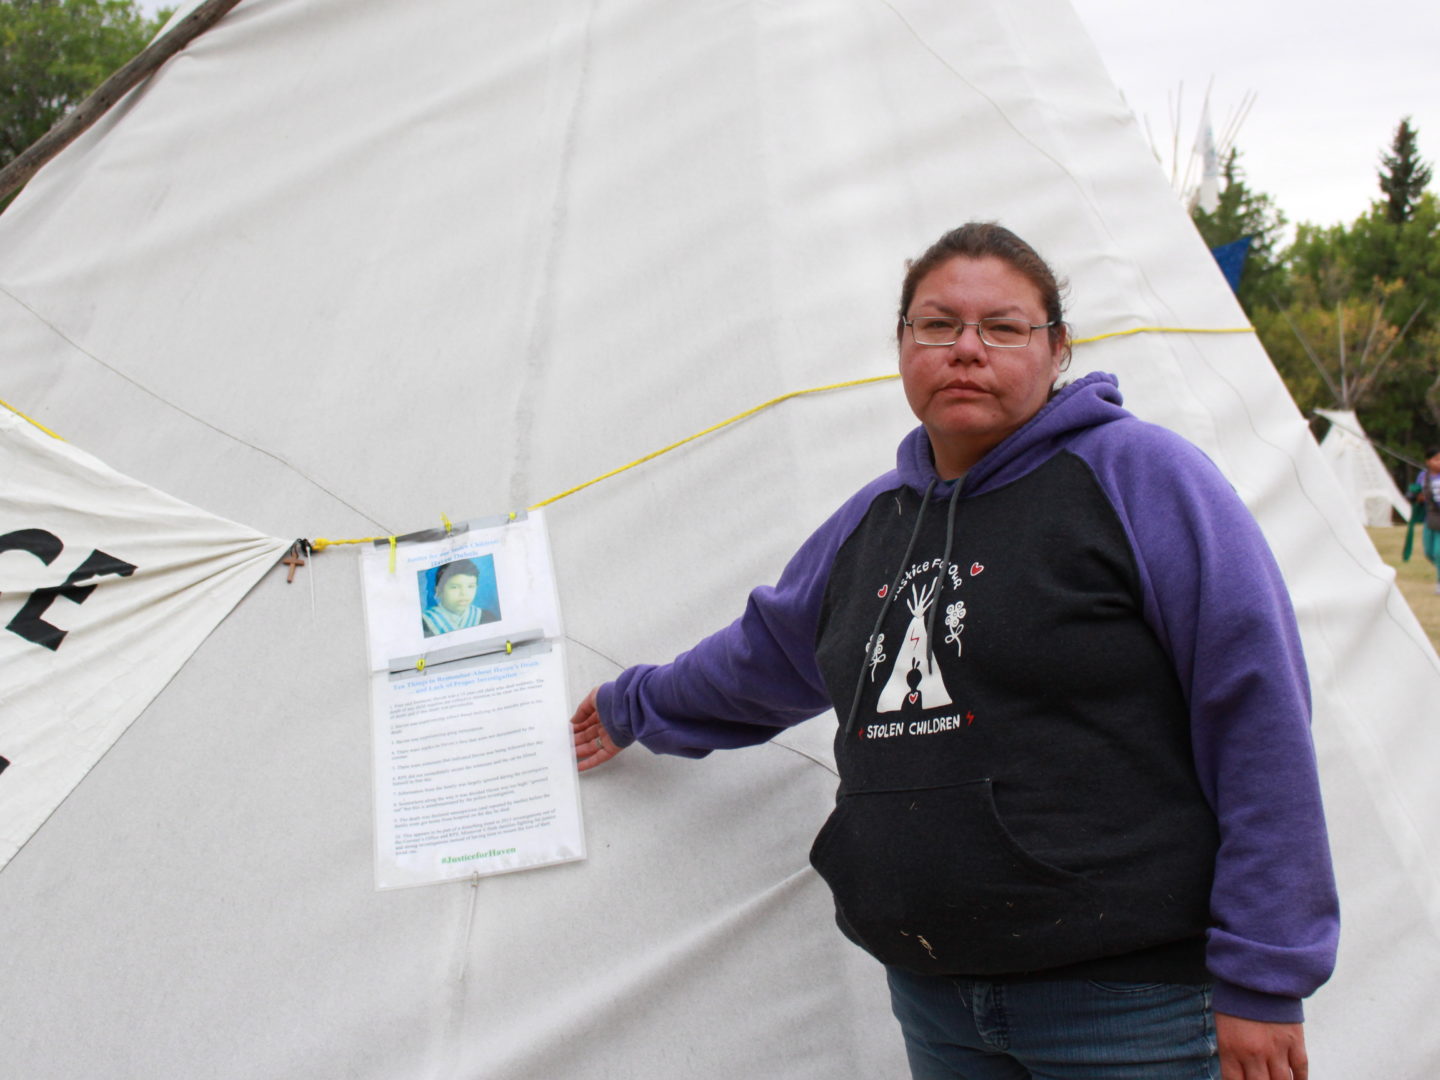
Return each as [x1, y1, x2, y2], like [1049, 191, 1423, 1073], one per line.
[571, 686, 623, 771]
[1217, 1014, 1307, 1080]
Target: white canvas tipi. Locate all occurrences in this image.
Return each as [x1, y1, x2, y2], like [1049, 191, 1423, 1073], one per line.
[1315, 407, 1416, 526]
[2, 2, 1439, 1077]
[876, 581, 954, 713]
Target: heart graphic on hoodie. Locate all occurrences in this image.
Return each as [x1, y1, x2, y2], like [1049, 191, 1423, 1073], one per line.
[877, 584, 888, 598]
[969, 563, 985, 577]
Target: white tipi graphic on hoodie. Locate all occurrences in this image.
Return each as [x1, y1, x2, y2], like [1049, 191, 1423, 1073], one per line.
[875, 580, 954, 713]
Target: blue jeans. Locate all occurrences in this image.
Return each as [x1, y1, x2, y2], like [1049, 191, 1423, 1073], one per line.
[886, 967, 1218, 1080]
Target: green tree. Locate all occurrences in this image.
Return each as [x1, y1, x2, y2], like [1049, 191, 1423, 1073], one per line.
[1190, 149, 1290, 314]
[1256, 123, 1438, 483]
[1379, 117, 1433, 225]
[1263, 263, 1437, 485]
[0, 0, 169, 173]
[1282, 212, 1438, 468]
[1341, 192, 1440, 333]
[1266, 278, 1414, 406]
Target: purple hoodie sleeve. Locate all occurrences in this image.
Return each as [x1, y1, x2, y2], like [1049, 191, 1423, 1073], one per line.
[596, 478, 893, 758]
[1078, 421, 1339, 1023]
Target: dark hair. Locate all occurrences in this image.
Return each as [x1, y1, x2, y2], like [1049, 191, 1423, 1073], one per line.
[435, 559, 479, 588]
[897, 222, 1069, 361]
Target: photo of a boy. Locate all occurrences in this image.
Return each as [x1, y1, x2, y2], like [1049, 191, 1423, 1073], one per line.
[419, 557, 501, 637]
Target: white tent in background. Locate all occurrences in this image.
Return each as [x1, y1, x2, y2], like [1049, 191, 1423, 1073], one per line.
[2, 1, 1439, 1077]
[1315, 407, 1415, 526]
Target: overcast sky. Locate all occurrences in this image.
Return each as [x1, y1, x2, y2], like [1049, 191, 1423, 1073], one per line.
[141, 1, 1434, 232]
[1069, 0, 1438, 231]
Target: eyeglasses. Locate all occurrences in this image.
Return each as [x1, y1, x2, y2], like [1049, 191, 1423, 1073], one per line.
[902, 316, 1055, 348]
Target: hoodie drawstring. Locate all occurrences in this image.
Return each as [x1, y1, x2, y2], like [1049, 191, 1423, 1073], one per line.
[923, 480, 965, 669]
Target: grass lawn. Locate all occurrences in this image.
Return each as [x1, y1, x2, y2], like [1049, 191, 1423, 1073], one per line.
[1366, 525, 1440, 653]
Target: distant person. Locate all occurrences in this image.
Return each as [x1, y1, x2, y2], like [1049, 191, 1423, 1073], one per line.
[1414, 447, 1440, 593]
[571, 222, 1337, 1080]
[421, 558, 499, 637]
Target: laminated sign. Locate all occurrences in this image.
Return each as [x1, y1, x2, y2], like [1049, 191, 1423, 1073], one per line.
[0, 409, 289, 871]
[359, 511, 584, 889]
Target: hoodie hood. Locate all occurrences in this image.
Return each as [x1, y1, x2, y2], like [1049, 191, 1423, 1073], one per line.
[896, 370, 1130, 497]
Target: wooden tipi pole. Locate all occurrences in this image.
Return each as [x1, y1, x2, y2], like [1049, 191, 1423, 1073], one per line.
[0, 0, 247, 204]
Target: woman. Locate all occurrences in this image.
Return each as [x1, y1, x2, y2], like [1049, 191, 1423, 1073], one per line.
[570, 223, 1337, 1080]
[1414, 447, 1440, 592]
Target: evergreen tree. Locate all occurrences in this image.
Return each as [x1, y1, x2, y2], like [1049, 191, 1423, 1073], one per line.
[1379, 117, 1432, 225]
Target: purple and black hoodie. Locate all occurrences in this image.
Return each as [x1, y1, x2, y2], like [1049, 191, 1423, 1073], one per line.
[597, 371, 1338, 1023]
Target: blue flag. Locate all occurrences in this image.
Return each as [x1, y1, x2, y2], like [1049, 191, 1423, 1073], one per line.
[1210, 236, 1253, 294]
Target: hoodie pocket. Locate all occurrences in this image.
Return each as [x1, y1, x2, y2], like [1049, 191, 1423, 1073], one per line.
[809, 778, 1103, 974]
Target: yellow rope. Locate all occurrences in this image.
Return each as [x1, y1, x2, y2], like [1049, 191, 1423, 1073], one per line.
[1072, 326, 1253, 345]
[528, 373, 901, 509]
[300, 324, 1253, 549]
[311, 536, 373, 551]
[525, 327, 1254, 511]
[0, 397, 64, 440]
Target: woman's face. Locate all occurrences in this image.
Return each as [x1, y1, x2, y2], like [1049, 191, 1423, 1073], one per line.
[899, 255, 1064, 478]
[438, 573, 478, 615]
